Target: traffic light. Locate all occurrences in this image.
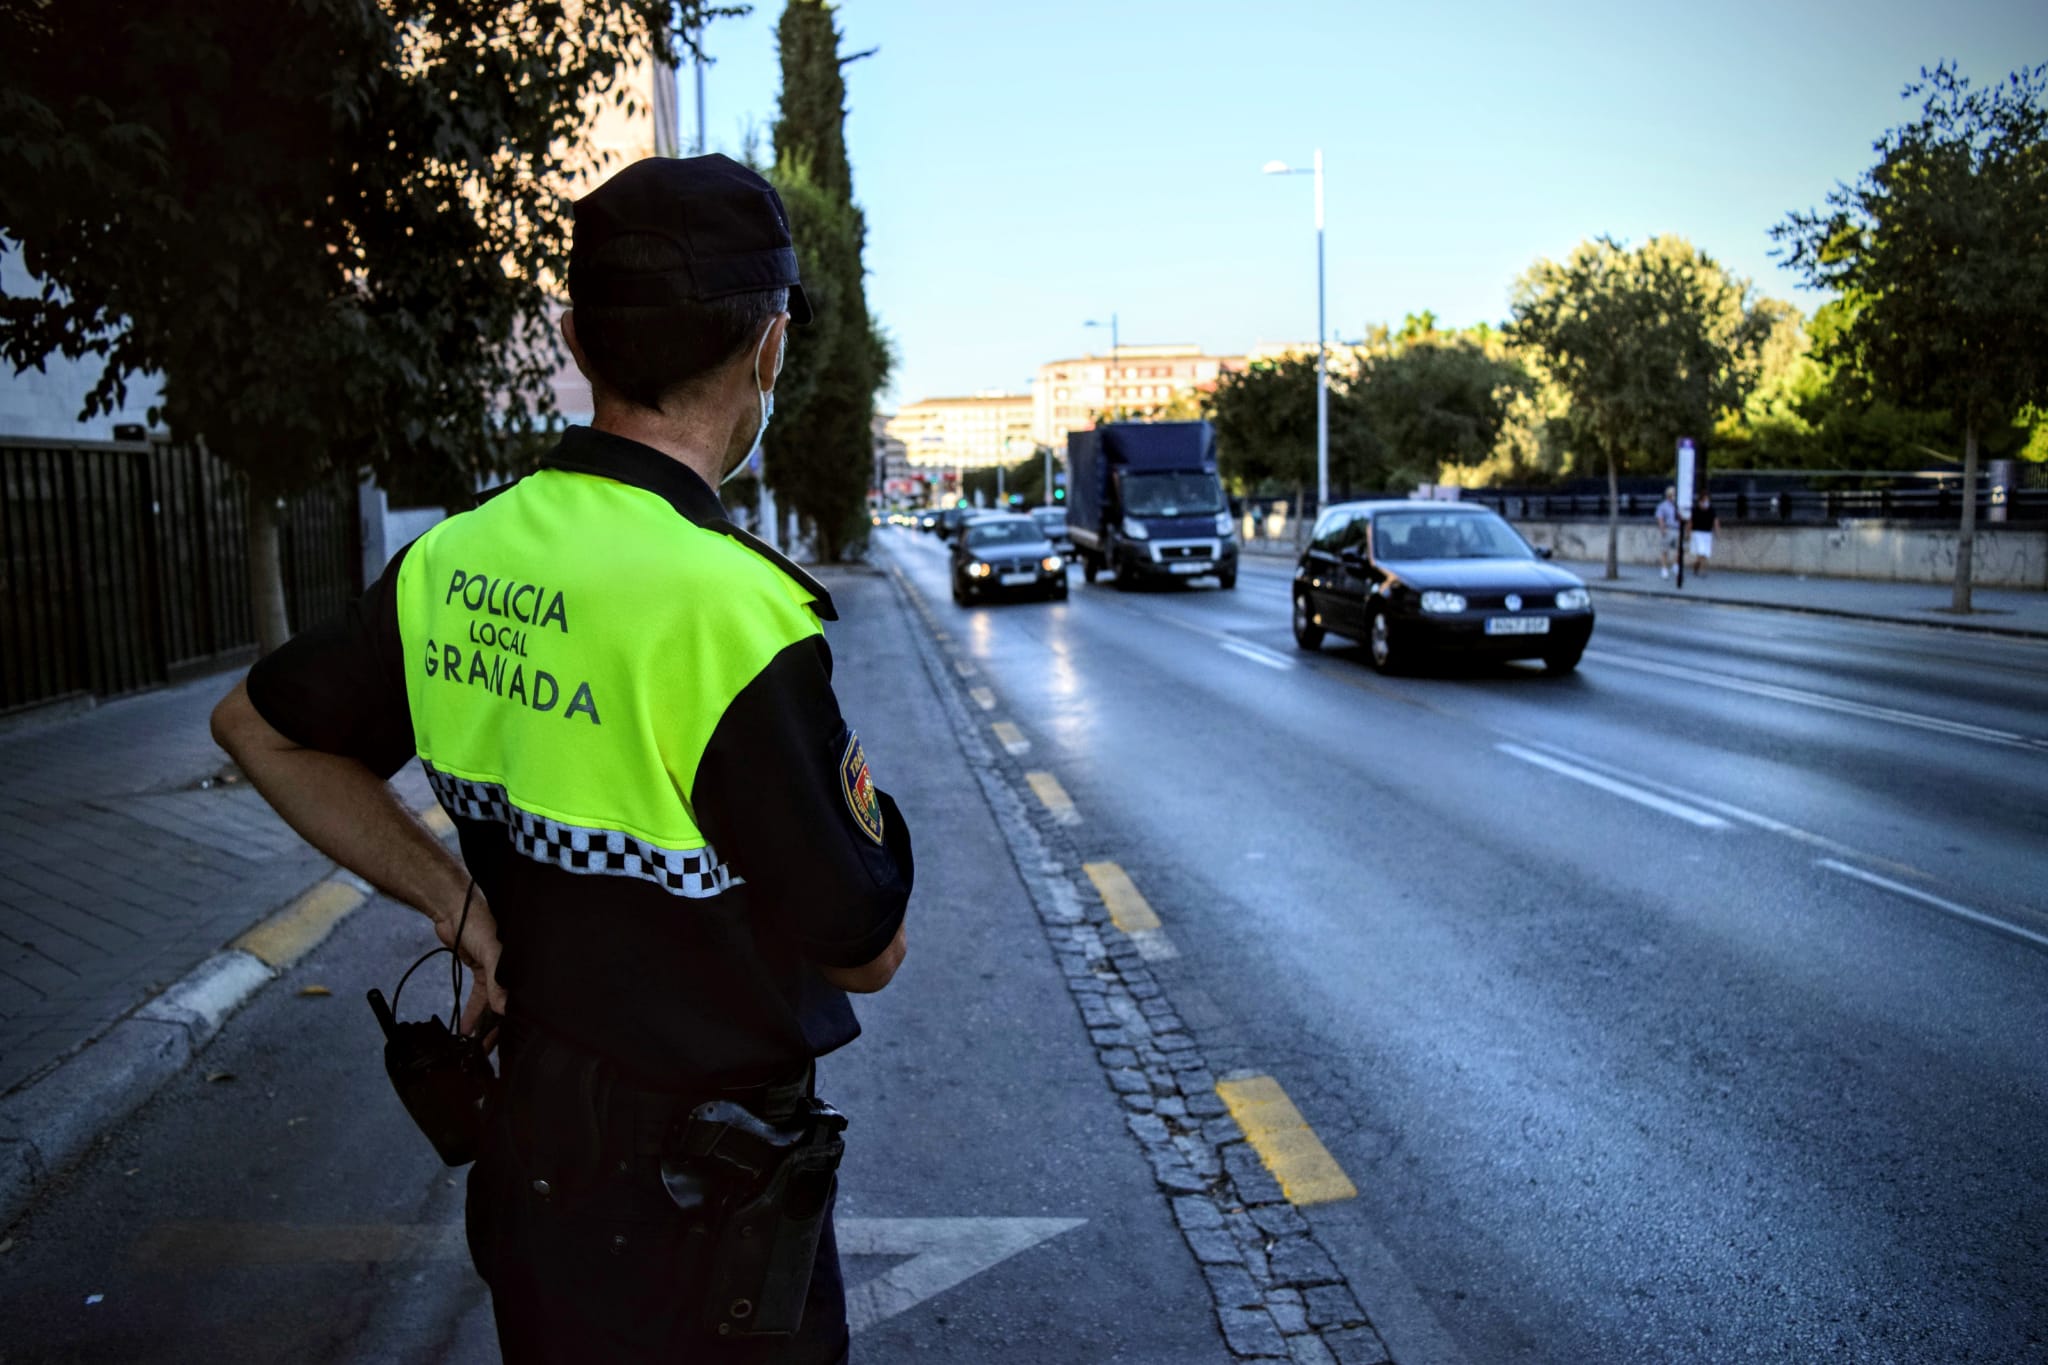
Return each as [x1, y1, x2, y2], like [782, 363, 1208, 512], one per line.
[1053, 486, 1066, 502]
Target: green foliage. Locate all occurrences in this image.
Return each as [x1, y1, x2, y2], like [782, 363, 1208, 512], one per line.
[0, 0, 690, 507]
[1775, 64, 2048, 437]
[763, 0, 887, 562]
[1352, 321, 1532, 488]
[1508, 234, 1769, 478]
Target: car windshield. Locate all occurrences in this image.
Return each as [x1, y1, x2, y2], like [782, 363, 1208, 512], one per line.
[1030, 509, 1067, 531]
[1373, 511, 1531, 560]
[1119, 471, 1224, 517]
[966, 520, 1042, 548]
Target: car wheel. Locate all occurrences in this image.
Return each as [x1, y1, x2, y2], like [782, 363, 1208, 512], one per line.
[1368, 607, 1401, 674]
[1050, 581, 1069, 602]
[1082, 554, 1099, 584]
[1218, 570, 1237, 590]
[1111, 548, 1137, 591]
[1544, 645, 1584, 674]
[951, 576, 967, 605]
[1292, 593, 1324, 651]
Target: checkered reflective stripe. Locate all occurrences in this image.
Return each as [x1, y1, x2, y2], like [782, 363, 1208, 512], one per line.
[424, 765, 737, 899]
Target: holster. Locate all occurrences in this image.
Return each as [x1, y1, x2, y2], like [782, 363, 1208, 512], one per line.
[659, 1096, 848, 1337]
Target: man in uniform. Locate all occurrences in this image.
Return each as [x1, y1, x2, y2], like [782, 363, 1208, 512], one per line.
[211, 154, 913, 1363]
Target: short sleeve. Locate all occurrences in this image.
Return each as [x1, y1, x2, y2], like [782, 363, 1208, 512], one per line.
[691, 635, 913, 969]
[244, 541, 417, 779]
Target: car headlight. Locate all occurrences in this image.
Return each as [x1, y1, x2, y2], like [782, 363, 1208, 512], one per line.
[966, 561, 992, 578]
[1214, 511, 1234, 537]
[1041, 555, 1063, 572]
[1555, 587, 1591, 610]
[1121, 516, 1150, 540]
[1419, 590, 1468, 613]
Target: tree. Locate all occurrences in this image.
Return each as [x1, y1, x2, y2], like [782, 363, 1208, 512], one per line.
[1508, 235, 1769, 578]
[1775, 64, 2048, 612]
[764, 0, 887, 562]
[0, 0, 705, 652]
[1352, 320, 1532, 489]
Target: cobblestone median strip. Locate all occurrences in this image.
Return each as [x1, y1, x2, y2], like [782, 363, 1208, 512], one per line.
[886, 563, 1393, 1364]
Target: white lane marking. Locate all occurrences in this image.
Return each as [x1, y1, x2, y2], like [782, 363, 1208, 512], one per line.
[842, 1217, 1088, 1333]
[1128, 927, 1181, 961]
[1496, 742, 1730, 829]
[1516, 740, 1796, 834]
[1816, 859, 2048, 951]
[1221, 639, 1295, 671]
[1587, 649, 2048, 752]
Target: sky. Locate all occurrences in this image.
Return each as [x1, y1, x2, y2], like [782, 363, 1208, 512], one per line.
[682, 0, 2047, 411]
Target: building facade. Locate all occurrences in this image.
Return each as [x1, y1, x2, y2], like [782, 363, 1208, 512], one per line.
[883, 392, 1036, 472]
[1030, 344, 1248, 450]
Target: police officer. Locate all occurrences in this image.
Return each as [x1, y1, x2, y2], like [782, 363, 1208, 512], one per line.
[211, 154, 912, 1363]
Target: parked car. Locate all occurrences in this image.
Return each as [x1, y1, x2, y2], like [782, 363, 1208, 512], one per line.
[1029, 505, 1076, 558]
[1292, 501, 1594, 673]
[951, 513, 1069, 605]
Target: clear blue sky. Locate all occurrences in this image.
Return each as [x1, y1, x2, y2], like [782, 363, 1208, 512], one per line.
[685, 0, 2045, 410]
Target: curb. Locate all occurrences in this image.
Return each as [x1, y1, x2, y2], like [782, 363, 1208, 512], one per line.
[0, 801, 452, 1230]
[1581, 579, 2048, 640]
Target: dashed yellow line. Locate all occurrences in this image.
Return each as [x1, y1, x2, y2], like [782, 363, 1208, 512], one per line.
[992, 721, 1029, 756]
[1083, 861, 1161, 934]
[1025, 771, 1080, 826]
[954, 658, 978, 679]
[233, 878, 367, 969]
[969, 686, 997, 711]
[1216, 1075, 1357, 1206]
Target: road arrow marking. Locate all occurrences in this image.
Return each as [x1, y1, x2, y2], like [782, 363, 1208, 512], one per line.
[840, 1217, 1086, 1333]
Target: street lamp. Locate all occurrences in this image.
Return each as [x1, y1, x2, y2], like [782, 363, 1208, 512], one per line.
[1084, 314, 1119, 417]
[1263, 151, 1327, 513]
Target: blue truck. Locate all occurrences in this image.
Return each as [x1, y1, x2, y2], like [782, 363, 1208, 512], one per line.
[1066, 420, 1238, 590]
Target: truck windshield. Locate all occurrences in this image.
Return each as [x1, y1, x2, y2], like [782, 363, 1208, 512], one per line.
[1119, 472, 1223, 517]
[1373, 511, 1531, 560]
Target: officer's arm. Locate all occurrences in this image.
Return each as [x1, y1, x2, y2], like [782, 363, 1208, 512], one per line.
[693, 635, 913, 991]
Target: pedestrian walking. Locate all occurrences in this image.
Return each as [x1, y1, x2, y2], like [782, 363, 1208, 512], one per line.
[1654, 486, 1681, 578]
[211, 154, 913, 1364]
[1690, 492, 1718, 578]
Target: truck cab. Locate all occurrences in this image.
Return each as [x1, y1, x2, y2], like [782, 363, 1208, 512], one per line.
[1066, 421, 1238, 590]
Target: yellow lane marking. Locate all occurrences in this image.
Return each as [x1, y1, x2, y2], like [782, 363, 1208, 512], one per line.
[1215, 1075, 1357, 1206]
[1024, 771, 1080, 826]
[421, 805, 455, 836]
[954, 658, 978, 678]
[969, 686, 997, 711]
[1083, 862, 1161, 934]
[233, 878, 366, 969]
[991, 721, 1030, 756]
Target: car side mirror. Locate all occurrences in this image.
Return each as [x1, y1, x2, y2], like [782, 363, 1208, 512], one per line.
[1339, 547, 1367, 569]
[1535, 545, 1554, 560]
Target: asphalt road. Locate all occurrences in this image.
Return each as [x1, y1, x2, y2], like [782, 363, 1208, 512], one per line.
[0, 567, 1230, 1365]
[886, 528, 2048, 1364]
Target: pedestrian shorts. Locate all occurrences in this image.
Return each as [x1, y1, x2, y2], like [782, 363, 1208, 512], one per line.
[1690, 531, 1714, 557]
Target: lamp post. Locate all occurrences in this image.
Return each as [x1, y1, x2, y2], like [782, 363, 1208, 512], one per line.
[1084, 314, 1119, 418]
[1263, 151, 1327, 513]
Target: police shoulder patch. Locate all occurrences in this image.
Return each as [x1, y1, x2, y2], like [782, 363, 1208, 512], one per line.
[839, 730, 885, 844]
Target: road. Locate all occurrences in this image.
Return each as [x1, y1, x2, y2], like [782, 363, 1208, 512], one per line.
[885, 528, 2048, 1363]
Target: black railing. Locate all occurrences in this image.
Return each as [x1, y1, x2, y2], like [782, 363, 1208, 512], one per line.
[1462, 484, 2047, 526]
[1, 438, 360, 714]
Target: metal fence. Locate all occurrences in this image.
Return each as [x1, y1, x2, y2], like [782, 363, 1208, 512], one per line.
[1, 438, 360, 714]
[1459, 481, 2045, 525]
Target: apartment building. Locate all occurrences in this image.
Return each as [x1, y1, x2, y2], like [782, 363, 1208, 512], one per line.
[883, 392, 1036, 471]
[1030, 344, 1248, 450]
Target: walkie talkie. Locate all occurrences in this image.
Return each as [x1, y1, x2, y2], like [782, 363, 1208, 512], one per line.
[367, 987, 497, 1166]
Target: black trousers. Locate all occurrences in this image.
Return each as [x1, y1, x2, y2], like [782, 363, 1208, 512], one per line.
[465, 1029, 850, 1364]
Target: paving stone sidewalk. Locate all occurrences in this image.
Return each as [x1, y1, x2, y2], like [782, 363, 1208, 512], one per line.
[0, 673, 425, 1099]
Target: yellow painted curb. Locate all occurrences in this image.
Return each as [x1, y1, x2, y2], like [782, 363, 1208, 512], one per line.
[1216, 1075, 1357, 1206]
[992, 721, 1029, 755]
[1025, 771, 1079, 825]
[969, 686, 997, 711]
[233, 878, 367, 970]
[1083, 861, 1161, 934]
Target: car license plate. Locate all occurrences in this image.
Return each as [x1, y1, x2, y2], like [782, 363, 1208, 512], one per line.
[1000, 571, 1037, 586]
[1485, 616, 1550, 635]
[1169, 561, 1211, 575]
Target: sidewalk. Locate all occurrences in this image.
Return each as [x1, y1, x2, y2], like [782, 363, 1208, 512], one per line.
[1554, 560, 2048, 638]
[0, 674, 431, 1213]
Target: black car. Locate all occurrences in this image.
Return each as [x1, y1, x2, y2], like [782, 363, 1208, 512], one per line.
[1028, 506, 1075, 558]
[951, 513, 1068, 605]
[1292, 501, 1594, 673]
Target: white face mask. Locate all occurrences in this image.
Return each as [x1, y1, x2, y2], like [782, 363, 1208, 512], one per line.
[725, 324, 783, 487]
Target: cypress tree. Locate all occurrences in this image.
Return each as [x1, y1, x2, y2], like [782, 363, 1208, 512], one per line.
[766, 0, 888, 561]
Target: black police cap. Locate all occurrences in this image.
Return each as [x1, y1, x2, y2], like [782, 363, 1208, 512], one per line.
[568, 154, 813, 324]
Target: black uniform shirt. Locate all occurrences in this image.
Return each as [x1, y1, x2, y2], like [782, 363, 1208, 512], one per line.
[246, 428, 913, 1089]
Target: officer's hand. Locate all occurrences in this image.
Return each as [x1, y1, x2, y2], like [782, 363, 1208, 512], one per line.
[437, 890, 509, 1040]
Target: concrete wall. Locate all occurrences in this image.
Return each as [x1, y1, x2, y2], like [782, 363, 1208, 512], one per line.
[1513, 519, 2048, 590]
